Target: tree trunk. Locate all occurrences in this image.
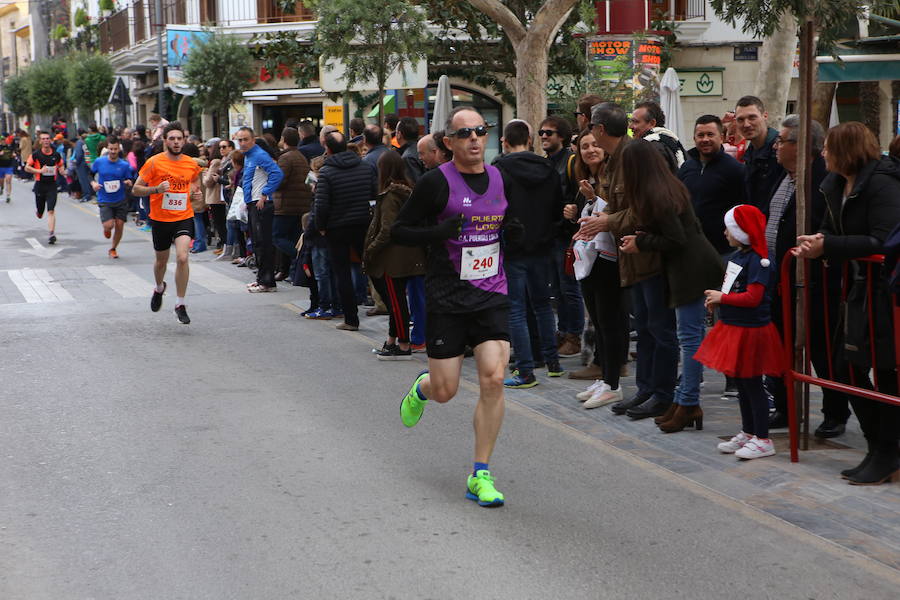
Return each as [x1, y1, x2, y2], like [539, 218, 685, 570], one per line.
[811, 79, 836, 130]
[515, 37, 549, 151]
[860, 81, 881, 143]
[754, 14, 797, 129]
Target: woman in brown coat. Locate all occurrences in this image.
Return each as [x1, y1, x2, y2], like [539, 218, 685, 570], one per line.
[363, 150, 425, 360]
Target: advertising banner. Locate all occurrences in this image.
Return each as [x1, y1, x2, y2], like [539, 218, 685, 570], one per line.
[586, 35, 663, 108]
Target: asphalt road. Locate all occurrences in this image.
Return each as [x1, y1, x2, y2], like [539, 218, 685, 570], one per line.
[1, 181, 898, 599]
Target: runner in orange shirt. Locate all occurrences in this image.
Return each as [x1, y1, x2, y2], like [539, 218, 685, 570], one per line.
[131, 121, 201, 324]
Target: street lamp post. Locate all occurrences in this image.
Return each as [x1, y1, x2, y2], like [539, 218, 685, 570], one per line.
[155, 0, 165, 118]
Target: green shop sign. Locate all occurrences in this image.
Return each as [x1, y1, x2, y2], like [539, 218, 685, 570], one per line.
[678, 69, 724, 97]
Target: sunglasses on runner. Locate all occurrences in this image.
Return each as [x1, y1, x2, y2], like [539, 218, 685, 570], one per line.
[447, 126, 489, 139]
[538, 129, 558, 137]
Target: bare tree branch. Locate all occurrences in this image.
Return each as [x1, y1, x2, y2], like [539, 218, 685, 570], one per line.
[466, 0, 526, 44]
[531, 0, 580, 47]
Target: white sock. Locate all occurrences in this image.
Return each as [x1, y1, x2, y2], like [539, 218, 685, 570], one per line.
[155, 283, 165, 293]
[176, 297, 185, 307]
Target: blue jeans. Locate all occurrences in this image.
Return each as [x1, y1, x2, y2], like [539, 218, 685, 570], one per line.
[506, 254, 559, 375]
[75, 163, 93, 199]
[192, 214, 207, 252]
[552, 238, 585, 335]
[632, 274, 678, 402]
[407, 276, 426, 345]
[311, 245, 336, 310]
[674, 297, 706, 406]
[352, 263, 367, 304]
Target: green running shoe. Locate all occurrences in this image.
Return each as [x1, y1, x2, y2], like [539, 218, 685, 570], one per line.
[466, 470, 505, 507]
[400, 371, 429, 428]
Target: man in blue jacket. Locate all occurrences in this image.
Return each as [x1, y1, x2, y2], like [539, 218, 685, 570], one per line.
[237, 126, 284, 292]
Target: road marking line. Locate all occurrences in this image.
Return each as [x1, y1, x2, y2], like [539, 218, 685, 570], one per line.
[6, 268, 72, 303]
[87, 265, 149, 298]
[6, 269, 42, 303]
[171, 262, 245, 294]
[31, 268, 74, 302]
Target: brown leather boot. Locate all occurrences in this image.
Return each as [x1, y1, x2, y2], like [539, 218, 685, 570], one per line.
[654, 403, 678, 425]
[659, 405, 704, 433]
[558, 333, 581, 358]
[568, 363, 603, 380]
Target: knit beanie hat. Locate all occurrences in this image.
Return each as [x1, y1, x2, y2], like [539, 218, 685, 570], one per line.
[724, 204, 770, 267]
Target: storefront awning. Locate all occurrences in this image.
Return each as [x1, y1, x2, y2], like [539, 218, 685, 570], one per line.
[817, 53, 900, 82]
[367, 95, 395, 118]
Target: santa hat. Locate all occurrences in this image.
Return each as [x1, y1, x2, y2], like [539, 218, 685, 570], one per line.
[724, 204, 770, 267]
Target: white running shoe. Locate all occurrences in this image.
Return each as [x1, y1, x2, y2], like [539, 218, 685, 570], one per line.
[584, 386, 622, 409]
[717, 431, 751, 454]
[735, 436, 776, 459]
[576, 379, 606, 402]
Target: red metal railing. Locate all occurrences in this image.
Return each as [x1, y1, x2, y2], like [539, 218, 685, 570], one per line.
[780, 252, 900, 462]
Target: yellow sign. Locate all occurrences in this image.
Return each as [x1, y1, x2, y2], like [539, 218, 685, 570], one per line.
[324, 105, 344, 132]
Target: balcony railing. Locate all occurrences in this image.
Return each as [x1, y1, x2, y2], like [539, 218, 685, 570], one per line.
[97, 0, 315, 54]
[651, 0, 706, 21]
[98, 8, 131, 53]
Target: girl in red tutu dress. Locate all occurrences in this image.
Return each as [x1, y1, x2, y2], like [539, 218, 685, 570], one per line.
[695, 204, 783, 460]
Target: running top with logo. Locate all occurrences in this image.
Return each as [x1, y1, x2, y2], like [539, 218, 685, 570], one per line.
[28, 149, 62, 188]
[392, 162, 510, 313]
[91, 155, 135, 204]
[139, 153, 200, 222]
[0, 139, 15, 167]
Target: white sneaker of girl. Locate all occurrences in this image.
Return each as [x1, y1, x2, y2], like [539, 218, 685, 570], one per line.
[717, 431, 751, 454]
[735, 436, 776, 459]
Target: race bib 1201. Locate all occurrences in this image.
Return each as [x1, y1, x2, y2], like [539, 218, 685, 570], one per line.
[460, 242, 499, 281]
[103, 180, 121, 193]
[161, 191, 187, 211]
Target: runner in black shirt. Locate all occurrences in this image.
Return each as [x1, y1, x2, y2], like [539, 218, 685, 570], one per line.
[393, 107, 513, 508]
[0, 134, 16, 202]
[25, 132, 64, 244]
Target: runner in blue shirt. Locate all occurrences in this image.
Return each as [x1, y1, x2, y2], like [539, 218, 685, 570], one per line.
[91, 135, 135, 259]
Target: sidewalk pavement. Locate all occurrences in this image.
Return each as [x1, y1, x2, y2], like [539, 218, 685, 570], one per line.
[303, 304, 900, 573]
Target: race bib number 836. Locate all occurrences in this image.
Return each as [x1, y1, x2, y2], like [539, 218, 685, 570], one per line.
[162, 191, 187, 211]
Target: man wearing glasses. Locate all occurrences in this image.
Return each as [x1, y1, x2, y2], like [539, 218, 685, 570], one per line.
[538, 115, 585, 360]
[392, 106, 512, 508]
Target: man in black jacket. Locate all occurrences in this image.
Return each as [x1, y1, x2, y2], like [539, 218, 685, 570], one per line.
[678, 115, 746, 255]
[314, 131, 377, 330]
[298, 121, 325, 162]
[763, 115, 850, 436]
[539, 114, 583, 359]
[495, 120, 565, 387]
[736, 95, 783, 209]
[395, 116, 424, 183]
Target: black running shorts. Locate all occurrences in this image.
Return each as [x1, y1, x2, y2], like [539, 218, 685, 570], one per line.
[425, 306, 510, 359]
[34, 185, 57, 217]
[149, 217, 195, 252]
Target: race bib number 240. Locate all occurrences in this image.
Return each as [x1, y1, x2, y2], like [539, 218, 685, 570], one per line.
[460, 242, 499, 281]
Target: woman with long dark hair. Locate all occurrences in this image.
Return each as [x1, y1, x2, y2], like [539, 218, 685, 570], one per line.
[796, 122, 900, 485]
[363, 150, 425, 360]
[203, 139, 228, 254]
[617, 140, 724, 431]
[565, 130, 629, 408]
